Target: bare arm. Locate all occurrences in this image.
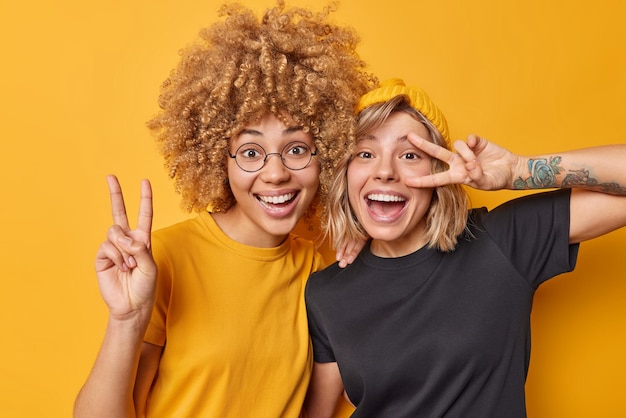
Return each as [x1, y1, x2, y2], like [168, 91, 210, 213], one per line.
[569, 189, 626, 243]
[74, 176, 158, 418]
[512, 145, 626, 243]
[304, 362, 345, 418]
[74, 325, 161, 417]
[407, 137, 626, 242]
[406, 136, 626, 194]
[511, 145, 626, 194]
[134, 343, 162, 417]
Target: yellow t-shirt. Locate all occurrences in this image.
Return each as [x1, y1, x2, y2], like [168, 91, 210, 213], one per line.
[143, 211, 325, 417]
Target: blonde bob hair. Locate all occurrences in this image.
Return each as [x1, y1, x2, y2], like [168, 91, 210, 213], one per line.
[323, 95, 470, 252]
[147, 0, 376, 214]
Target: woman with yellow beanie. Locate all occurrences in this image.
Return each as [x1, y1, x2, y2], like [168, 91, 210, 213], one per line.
[305, 79, 626, 417]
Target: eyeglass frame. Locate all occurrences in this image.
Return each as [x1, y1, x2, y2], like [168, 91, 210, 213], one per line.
[228, 141, 317, 173]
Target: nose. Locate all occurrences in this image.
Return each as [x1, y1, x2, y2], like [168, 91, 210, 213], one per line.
[260, 153, 290, 183]
[374, 155, 398, 182]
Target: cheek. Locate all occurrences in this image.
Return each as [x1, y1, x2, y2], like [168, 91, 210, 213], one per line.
[410, 188, 435, 213]
[405, 159, 433, 177]
[226, 164, 254, 195]
[346, 163, 362, 183]
[302, 164, 321, 188]
[346, 166, 364, 207]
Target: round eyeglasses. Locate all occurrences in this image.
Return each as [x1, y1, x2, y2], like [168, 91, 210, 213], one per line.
[228, 141, 317, 172]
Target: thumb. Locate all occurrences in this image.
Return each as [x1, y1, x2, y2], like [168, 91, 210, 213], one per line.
[117, 236, 156, 274]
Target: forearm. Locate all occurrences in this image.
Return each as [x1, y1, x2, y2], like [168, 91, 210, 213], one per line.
[513, 144, 626, 194]
[74, 315, 149, 418]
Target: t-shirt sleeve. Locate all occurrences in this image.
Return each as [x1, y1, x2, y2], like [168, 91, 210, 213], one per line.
[305, 274, 337, 363]
[143, 233, 172, 346]
[478, 189, 579, 288]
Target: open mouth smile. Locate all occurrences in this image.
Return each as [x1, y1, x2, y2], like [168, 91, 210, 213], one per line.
[366, 193, 407, 220]
[367, 193, 406, 203]
[257, 192, 297, 208]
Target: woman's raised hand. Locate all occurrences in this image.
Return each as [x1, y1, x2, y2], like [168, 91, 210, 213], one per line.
[94, 175, 157, 321]
[405, 134, 523, 191]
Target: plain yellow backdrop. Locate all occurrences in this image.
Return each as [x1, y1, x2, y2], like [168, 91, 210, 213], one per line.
[1, 0, 625, 416]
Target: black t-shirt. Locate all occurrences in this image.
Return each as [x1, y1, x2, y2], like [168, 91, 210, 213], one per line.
[305, 190, 579, 418]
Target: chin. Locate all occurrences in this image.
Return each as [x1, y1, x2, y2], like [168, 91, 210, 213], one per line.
[367, 230, 404, 243]
[265, 217, 301, 236]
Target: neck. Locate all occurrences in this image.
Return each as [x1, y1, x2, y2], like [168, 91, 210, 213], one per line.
[369, 235, 429, 258]
[211, 210, 288, 248]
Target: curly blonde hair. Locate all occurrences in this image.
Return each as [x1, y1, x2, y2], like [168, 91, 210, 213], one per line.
[147, 0, 377, 214]
[325, 96, 470, 252]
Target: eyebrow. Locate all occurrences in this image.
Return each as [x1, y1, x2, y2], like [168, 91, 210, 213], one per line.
[359, 133, 409, 142]
[237, 126, 304, 137]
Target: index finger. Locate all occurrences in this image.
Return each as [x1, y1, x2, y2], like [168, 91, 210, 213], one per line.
[136, 179, 153, 235]
[107, 174, 130, 230]
[406, 170, 456, 189]
[406, 132, 458, 165]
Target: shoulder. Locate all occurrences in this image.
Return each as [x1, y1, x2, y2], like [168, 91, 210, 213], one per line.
[151, 215, 210, 265]
[309, 262, 343, 281]
[305, 262, 345, 301]
[287, 233, 316, 252]
[287, 234, 327, 272]
[469, 189, 571, 227]
[153, 215, 205, 241]
[489, 189, 570, 215]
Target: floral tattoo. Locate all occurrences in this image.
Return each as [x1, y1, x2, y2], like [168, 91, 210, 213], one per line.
[514, 156, 626, 193]
[514, 157, 562, 189]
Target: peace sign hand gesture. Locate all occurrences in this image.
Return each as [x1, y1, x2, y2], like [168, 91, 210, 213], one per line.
[94, 175, 157, 322]
[405, 134, 523, 191]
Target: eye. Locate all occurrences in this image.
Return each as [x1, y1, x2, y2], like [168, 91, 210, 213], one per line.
[284, 142, 310, 157]
[237, 144, 264, 160]
[401, 152, 421, 160]
[355, 151, 373, 159]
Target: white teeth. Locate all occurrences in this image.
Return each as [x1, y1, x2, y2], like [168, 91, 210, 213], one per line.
[259, 193, 295, 204]
[367, 193, 406, 202]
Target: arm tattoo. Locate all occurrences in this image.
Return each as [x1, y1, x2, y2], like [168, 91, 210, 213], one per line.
[513, 157, 561, 189]
[513, 156, 626, 193]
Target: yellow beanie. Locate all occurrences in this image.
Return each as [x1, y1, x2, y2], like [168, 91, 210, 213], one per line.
[355, 78, 450, 141]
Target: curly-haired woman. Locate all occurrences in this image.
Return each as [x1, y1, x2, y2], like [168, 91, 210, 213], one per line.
[74, 2, 375, 417]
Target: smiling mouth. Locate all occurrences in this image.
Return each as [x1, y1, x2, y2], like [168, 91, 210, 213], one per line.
[366, 193, 406, 217]
[257, 192, 297, 208]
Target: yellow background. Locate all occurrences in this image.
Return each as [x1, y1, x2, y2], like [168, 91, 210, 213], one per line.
[1, 0, 625, 416]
